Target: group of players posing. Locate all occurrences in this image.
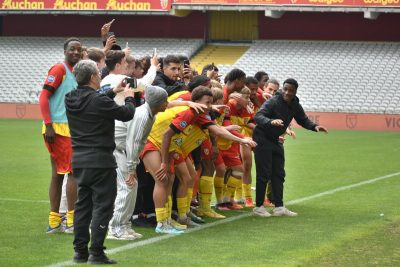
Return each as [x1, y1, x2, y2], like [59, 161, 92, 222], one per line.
[141, 68, 289, 234]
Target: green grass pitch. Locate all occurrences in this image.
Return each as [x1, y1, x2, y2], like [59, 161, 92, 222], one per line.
[0, 119, 399, 266]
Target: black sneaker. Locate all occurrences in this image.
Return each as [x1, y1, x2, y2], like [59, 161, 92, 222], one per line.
[73, 252, 89, 263]
[132, 214, 157, 228]
[88, 253, 117, 265]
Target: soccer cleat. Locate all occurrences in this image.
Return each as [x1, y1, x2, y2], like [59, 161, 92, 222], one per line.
[245, 198, 255, 208]
[187, 211, 205, 224]
[197, 208, 226, 219]
[88, 253, 117, 264]
[155, 222, 184, 235]
[64, 225, 74, 234]
[253, 206, 272, 217]
[178, 217, 201, 228]
[234, 198, 245, 205]
[272, 207, 298, 217]
[263, 198, 275, 207]
[46, 224, 64, 234]
[125, 227, 143, 239]
[216, 203, 231, 211]
[169, 219, 187, 230]
[226, 202, 243, 210]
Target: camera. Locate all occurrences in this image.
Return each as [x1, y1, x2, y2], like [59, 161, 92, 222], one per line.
[107, 31, 114, 37]
[124, 77, 137, 88]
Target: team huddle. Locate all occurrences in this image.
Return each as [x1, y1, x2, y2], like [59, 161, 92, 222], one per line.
[39, 20, 328, 265]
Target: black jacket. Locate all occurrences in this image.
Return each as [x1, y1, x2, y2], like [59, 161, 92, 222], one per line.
[253, 93, 317, 143]
[65, 86, 135, 169]
[152, 71, 186, 96]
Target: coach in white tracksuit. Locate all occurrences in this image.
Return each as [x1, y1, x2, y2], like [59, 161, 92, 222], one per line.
[108, 85, 168, 240]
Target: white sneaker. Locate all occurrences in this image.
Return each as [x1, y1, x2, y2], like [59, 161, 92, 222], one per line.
[272, 207, 298, 217]
[125, 227, 143, 239]
[106, 230, 138, 241]
[253, 206, 271, 217]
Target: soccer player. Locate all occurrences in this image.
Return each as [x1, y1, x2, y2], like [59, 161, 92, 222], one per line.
[228, 87, 256, 208]
[143, 87, 256, 233]
[39, 37, 81, 233]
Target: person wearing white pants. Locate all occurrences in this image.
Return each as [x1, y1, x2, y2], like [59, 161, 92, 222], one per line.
[108, 85, 168, 240]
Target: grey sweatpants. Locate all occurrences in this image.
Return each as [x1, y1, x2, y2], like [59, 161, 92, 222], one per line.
[109, 149, 138, 237]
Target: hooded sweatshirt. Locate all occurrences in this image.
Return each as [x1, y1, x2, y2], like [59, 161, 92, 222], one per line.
[253, 93, 317, 143]
[65, 86, 135, 169]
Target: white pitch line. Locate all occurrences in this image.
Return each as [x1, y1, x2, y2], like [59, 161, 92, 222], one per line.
[0, 198, 49, 204]
[45, 171, 400, 267]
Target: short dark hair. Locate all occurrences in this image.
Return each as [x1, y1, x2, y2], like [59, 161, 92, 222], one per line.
[64, 37, 81, 50]
[201, 64, 218, 76]
[163, 55, 181, 67]
[254, 71, 269, 82]
[105, 50, 125, 71]
[86, 47, 105, 63]
[191, 86, 213, 102]
[225, 69, 246, 83]
[283, 78, 299, 90]
[245, 76, 258, 86]
[188, 75, 210, 92]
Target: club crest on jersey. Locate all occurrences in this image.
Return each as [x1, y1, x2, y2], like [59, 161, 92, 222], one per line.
[204, 148, 210, 155]
[206, 115, 212, 120]
[180, 121, 187, 128]
[47, 75, 55, 83]
[173, 153, 180, 160]
[173, 137, 183, 147]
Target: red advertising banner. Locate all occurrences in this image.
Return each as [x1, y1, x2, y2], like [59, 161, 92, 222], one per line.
[0, 0, 171, 11]
[174, 0, 400, 6]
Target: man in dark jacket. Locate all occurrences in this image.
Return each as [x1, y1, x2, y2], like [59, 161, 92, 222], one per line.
[252, 78, 328, 218]
[65, 59, 135, 264]
[152, 55, 188, 96]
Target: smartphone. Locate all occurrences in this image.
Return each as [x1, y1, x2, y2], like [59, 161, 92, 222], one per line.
[125, 42, 129, 49]
[183, 59, 190, 67]
[124, 77, 137, 88]
[153, 48, 157, 57]
[107, 31, 114, 37]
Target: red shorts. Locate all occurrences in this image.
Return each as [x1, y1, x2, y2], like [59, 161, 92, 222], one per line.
[141, 140, 185, 173]
[44, 134, 72, 174]
[200, 139, 212, 161]
[219, 143, 242, 168]
[214, 153, 224, 167]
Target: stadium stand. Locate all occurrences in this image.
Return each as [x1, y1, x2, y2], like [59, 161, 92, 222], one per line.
[0, 37, 203, 104]
[216, 40, 400, 114]
[190, 45, 249, 73]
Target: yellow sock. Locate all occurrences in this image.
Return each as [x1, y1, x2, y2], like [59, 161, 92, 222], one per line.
[49, 211, 61, 228]
[167, 195, 172, 219]
[199, 176, 214, 210]
[66, 210, 74, 227]
[214, 176, 224, 204]
[186, 188, 193, 213]
[243, 183, 252, 199]
[155, 207, 168, 223]
[224, 176, 242, 201]
[235, 182, 243, 200]
[177, 197, 187, 218]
